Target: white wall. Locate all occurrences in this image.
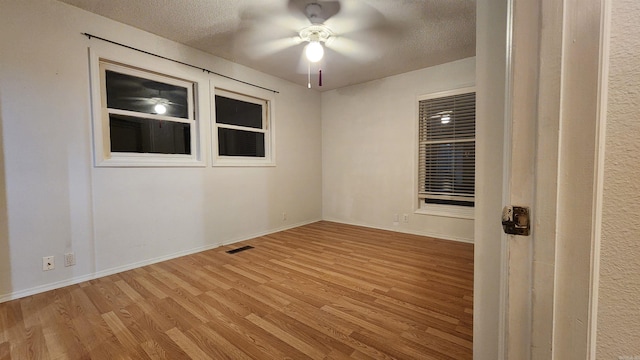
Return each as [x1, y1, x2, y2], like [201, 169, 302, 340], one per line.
[321, 58, 475, 242]
[0, 0, 322, 301]
[597, 0, 640, 357]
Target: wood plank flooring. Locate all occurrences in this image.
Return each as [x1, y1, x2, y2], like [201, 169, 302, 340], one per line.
[0, 221, 474, 359]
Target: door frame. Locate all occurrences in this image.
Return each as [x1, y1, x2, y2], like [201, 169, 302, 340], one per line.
[474, 0, 610, 358]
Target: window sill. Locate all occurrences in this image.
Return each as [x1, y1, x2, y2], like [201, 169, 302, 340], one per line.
[96, 155, 205, 168]
[212, 158, 275, 167]
[415, 204, 475, 219]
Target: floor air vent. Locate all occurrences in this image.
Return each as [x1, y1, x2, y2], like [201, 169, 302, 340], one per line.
[226, 245, 254, 254]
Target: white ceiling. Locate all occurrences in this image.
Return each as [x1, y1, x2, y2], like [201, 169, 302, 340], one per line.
[59, 0, 476, 91]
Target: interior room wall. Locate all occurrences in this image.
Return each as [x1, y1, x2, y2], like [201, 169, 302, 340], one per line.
[0, 0, 322, 301]
[597, 0, 640, 356]
[0, 0, 478, 302]
[321, 58, 476, 242]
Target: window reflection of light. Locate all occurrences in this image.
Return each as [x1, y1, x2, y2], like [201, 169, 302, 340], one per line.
[154, 103, 167, 115]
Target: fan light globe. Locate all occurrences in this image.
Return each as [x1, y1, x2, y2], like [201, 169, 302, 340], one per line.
[154, 103, 167, 115]
[305, 41, 324, 62]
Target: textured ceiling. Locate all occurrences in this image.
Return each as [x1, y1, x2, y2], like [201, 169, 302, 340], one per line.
[58, 0, 476, 91]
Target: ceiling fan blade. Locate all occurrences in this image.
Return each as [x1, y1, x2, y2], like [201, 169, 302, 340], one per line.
[325, 36, 378, 62]
[234, 7, 307, 59]
[239, 10, 306, 33]
[322, 0, 387, 34]
[163, 101, 186, 107]
[249, 36, 302, 59]
[118, 96, 153, 102]
[116, 97, 186, 107]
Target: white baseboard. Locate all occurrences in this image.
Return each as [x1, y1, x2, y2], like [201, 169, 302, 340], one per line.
[322, 217, 475, 244]
[0, 218, 322, 303]
[220, 218, 321, 246]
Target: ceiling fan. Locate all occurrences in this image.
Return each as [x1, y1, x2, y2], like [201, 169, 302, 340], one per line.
[298, 2, 335, 87]
[109, 76, 187, 115]
[120, 97, 184, 115]
[239, 0, 398, 89]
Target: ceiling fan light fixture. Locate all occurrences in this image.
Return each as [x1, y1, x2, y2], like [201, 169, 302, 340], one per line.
[300, 25, 332, 64]
[305, 40, 324, 62]
[299, 25, 332, 43]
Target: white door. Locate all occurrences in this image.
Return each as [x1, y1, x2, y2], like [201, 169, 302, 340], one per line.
[474, 0, 608, 359]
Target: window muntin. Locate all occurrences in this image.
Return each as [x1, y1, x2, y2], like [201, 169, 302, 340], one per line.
[418, 89, 476, 209]
[213, 89, 272, 164]
[96, 61, 199, 165]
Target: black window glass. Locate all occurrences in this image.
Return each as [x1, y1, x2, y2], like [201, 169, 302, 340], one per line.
[110, 114, 191, 154]
[425, 198, 474, 207]
[215, 95, 263, 129]
[218, 128, 265, 157]
[106, 70, 189, 119]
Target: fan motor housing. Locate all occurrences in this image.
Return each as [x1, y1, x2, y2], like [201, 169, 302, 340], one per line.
[305, 3, 325, 24]
[299, 25, 333, 44]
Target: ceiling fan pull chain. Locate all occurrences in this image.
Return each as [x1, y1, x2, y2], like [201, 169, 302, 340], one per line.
[308, 61, 311, 89]
[319, 69, 322, 87]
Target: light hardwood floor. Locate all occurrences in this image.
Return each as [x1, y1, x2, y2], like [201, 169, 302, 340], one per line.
[0, 221, 474, 359]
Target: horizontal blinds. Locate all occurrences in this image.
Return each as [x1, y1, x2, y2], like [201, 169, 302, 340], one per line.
[418, 93, 476, 142]
[418, 92, 475, 202]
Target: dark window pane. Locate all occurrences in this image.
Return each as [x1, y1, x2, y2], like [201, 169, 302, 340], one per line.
[423, 142, 475, 195]
[425, 199, 474, 207]
[215, 95, 263, 129]
[218, 128, 265, 157]
[110, 114, 191, 155]
[106, 70, 189, 119]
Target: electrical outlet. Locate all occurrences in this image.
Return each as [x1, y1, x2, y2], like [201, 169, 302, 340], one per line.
[64, 252, 76, 267]
[403, 214, 409, 223]
[282, 212, 287, 221]
[43, 256, 54, 271]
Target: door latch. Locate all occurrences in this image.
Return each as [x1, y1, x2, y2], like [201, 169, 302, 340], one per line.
[502, 206, 531, 236]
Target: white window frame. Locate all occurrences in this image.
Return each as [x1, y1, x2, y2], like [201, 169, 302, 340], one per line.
[415, 86, 476, 219]
[211, 85, 275, 167]
[89, 47, 206, 167]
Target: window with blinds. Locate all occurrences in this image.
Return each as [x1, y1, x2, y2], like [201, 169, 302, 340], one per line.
[418, 89, 475, 207]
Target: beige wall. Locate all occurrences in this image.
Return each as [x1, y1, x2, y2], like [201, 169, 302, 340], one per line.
[597, 0, 640, 357]
[0, 0, 322, 301]
[321, 58, 475, 242]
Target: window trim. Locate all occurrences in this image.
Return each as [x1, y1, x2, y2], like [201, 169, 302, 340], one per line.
[415, 204, 475, 219]
[211, 85, 276, 167]
[415, 86, 476, 219]
[89, 47, 206, 167]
